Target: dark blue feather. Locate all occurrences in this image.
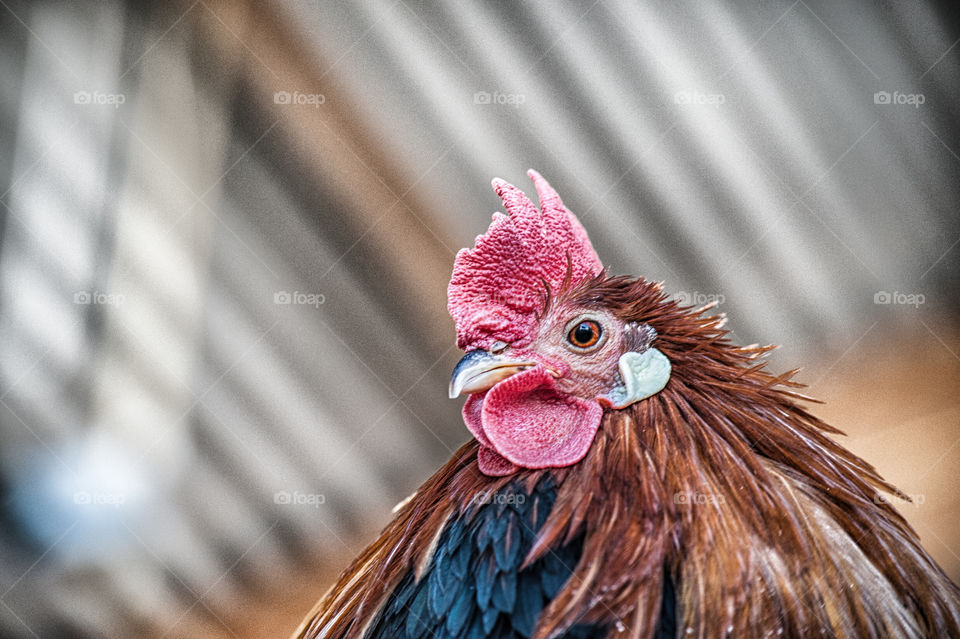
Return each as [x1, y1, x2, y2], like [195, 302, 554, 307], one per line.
[493, 510, 522, 571]
[475, 512, 495, 551]
[482, 604, 500, 634]
[475, 551, 497, 610]
[511, 573, 543, 637]
[428, 554, 460, 618]
[404, 579, 430, 638]
[363, 475, 610, 639]
[446, 582, 476, 636]
[490, 568, 517, 613]
[452, 535, 471, 579]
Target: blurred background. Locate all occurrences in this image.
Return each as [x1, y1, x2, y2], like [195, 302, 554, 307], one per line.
[0, 0, 958, 637]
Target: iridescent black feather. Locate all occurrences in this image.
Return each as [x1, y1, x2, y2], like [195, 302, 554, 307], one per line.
[364, 476, 602, 639]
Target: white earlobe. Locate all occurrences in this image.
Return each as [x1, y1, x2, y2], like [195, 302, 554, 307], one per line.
[601, 348, 671, 409]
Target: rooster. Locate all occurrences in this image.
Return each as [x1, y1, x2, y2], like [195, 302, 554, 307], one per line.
[293, 170, 960, 639]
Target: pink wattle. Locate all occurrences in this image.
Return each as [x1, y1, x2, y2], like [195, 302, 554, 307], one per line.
[462, 393, 491, 448]
[477, 447, 519, 476]
[462, 365, 603, 475]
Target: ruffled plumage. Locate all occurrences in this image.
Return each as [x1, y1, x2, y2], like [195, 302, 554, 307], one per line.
[294, 280, 960, 638]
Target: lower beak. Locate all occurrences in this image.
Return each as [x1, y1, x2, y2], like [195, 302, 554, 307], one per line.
[448, 350, 537, 399]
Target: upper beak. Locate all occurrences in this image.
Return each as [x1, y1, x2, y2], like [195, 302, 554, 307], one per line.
[448, 350, 537, 399]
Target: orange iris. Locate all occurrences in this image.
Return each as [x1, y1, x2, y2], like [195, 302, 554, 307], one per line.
[568, 320, 601, 348]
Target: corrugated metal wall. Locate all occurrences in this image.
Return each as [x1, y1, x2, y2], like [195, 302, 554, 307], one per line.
[0, 0, 957, 636]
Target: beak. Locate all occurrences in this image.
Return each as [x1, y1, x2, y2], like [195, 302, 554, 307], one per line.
[448, 350, 537, 399]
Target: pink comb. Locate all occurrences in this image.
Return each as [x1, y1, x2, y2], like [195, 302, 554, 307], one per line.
[447, 170, 602, 351]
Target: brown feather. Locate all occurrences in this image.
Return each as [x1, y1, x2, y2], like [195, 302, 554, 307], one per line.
[293, 275, 960, 639]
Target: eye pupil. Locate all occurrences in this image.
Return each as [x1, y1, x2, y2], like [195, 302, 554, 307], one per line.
[574, 324, 593, 343]
[569, 321, 601, 348]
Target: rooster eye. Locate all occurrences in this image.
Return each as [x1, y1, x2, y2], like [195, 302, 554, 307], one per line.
[567, 320, 602, 349]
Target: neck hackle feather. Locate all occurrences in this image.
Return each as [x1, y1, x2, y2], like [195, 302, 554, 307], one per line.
[295, 172, 960, 639]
